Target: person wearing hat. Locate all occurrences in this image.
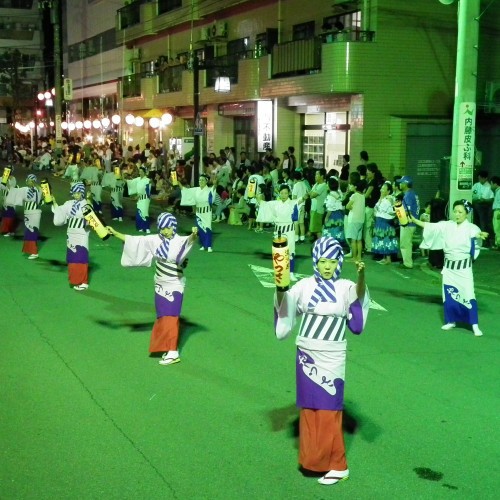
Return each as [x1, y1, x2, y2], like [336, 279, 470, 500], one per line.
[0, 171, 17, 237]
[180, 174, 215, 251]
[411, 200, 489, 336]
[20, 174, 43, 259]
[274, 237, 369, 486]
[52, 182, 91, 290]
[107, 213, 198, 365]
[398, 175, 420, 269]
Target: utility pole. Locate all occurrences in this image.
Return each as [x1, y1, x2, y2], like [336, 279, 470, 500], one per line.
[193, 51, 200, 187]
[439, 0, 480, 215]
[39, 0, 63, 156]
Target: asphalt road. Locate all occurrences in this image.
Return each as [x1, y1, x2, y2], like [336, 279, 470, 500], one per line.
[0, 167, 498, 499]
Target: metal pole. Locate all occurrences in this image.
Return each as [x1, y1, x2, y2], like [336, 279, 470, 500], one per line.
[51, 0, 63, 156]
[446, 0, 479, 216]
[193, 51, 200, 187]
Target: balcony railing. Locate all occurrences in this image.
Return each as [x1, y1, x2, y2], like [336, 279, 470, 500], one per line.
[204, 50, 253, 88]
[121, 74, 141, 98]
[118, 0, 153, 30]
[318, 29, 376, 43]
[158, 64, 184, 93]
[158, 0, 182, 15]
[271, 38, 321, 78]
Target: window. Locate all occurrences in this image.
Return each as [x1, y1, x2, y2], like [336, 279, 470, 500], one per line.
[227, 37, 249, 57]
[322, 11, 362, 31]
[293, 21, 315, 41]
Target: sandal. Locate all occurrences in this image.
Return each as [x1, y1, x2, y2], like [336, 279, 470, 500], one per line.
[318, 469, 349, 486]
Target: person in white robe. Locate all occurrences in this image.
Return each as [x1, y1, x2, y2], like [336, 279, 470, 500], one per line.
[107, 213, 197, 365]
[80, 161, 103, 214]
[274, 237, 369, 486]
[412, 199, 489, 336]
[1, 174, 18, 236]
[127, 167, 151, 232]
[180, 174, 215, 251]
[257, 184, 300, 279]
[52, 182, 90, 291]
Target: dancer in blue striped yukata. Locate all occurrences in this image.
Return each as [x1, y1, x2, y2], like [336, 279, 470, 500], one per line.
[274, 237, 369, 486]
[52, 182, 91, 291]
[412, 199, 489, 336]
[107, 213, 198, 365]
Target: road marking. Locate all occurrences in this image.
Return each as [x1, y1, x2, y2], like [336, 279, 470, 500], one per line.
[250, 265, 387, 312]
[149, 394, 157, 401]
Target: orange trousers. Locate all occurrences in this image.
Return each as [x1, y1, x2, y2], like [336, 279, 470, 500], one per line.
[68, 263, 88, 286]
[149, 316, 179, 353]
[299, 408, 347, 472]
[22, 240, 38, 255]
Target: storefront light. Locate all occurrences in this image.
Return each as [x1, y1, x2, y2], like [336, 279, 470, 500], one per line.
[101, 117, 110, 128]
[37, 93, 45, 101]
[68, 123, 76, 131]
[149, 117, 160, 129]
[214, 76, 231, 93]
[75, 121, 83, 129]
[93, 119, 101, 129]
[134, 116, 144, 127]
[83, 120, 92, 129]
[161, 113, 173, 125]
[44, 91, 52, 100]
[125, 113, 135, 125]
[61, 121, 68, 130]
[111, 114, 121, 125]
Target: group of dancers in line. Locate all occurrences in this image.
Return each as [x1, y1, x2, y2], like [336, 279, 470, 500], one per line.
[0, 164, 490, 487]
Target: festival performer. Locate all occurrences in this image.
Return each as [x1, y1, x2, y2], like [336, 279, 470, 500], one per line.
[411, 199, 488, 336]
[180, 174, 215, 252]
[257, 184, 300, 280]
[0, 172, 17, 237]
[102, 167, 124, 222]
[322, 177, 345, 244]
[274, 237, 369, 486]
[127, 166, 151, 233]
[52, 182, 91, 291]
[80, 159, 103, 214]
[107, 213, 198, 365]
[20, 174, 43, 259]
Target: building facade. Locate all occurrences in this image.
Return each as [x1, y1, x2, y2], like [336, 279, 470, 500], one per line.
[62, 0, 500, 190]
[0, 0, 44, 134]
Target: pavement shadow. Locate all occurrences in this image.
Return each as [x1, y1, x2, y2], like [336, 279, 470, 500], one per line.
[81, 290, 151, 312]
[372, 287, 442, 305]
[96, 319, 154, 332]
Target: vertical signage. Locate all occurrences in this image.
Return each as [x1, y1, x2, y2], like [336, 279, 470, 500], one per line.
[63, 78, 73, 100]
[457, 102, 475, 190]
[257, 100, 273, 152]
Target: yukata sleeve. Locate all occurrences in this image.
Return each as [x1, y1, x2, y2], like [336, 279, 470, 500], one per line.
[126, 178, 139, 196]
[101, 172, 116, 188]
[121, 235, 156, 267]
[420, 221, 446, 250]
[256, 200, 274, 223]
[274, 281, 304, 340]
[180, 187, 197, 206]
[345, 280, 370, 335]
[52, 201, 69, 226]
[7, 187, 27, 206]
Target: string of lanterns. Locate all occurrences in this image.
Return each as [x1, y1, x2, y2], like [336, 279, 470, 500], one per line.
[14, 112, 174, 134]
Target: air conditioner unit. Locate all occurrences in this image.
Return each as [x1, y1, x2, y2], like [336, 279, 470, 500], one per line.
[215, 21, 227, 38]
[199, 27, 210, 41]
[130, 47, 142, 61]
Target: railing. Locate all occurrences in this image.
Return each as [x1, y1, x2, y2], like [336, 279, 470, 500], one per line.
[121, 74, 141, 98]
[204, 50, 253, 87]
[271, 38, 321, 78]
[318, 29, 376, 43]
[158, 0, 182, 15]
[118, 0, 153, 30]
[158, 64, 184, 93]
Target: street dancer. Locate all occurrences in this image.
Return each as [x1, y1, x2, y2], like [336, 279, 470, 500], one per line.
[412, 199, 489, 336]
[180, 174, 215, 252]
[52, 182, 90, 291]
[127, 166, 151, 233]
[1, 171, 17, 237]
[20, 174, 43, 259]
[274, 237, 369, 486]
[107, 213, 198, 365]
[257, 184, 300, 279]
